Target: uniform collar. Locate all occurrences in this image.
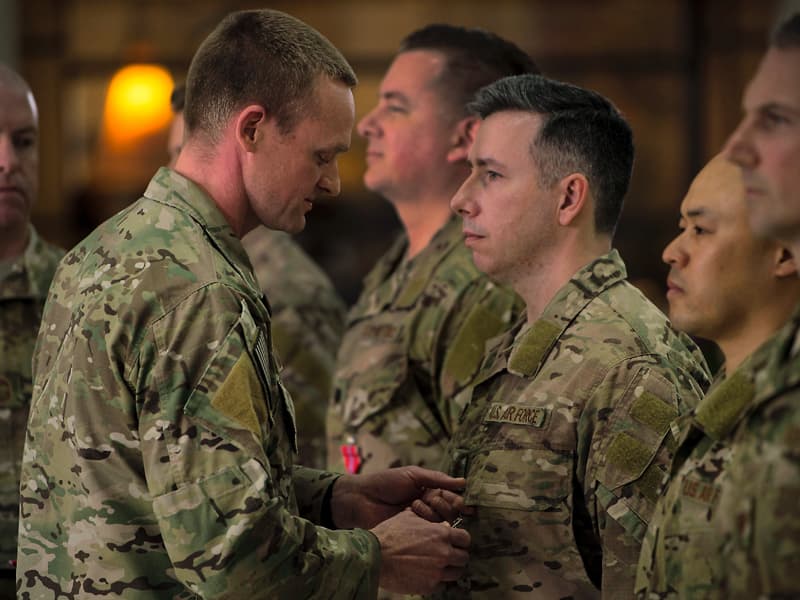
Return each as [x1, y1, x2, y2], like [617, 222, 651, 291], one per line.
[142, 167, 262, 300]
[507, 249, 627, 377]
[359, 215, 465, 309]
[692, 305, 800, 440]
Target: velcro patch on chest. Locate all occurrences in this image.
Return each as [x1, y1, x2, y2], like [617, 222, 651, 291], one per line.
[680, 476, 721, 507]
[484, 402, 549, 427]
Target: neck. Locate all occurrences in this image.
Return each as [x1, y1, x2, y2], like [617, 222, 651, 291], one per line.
[717, 298, 800, 372]
[0, 224, 29, 260]
[516, 236, 611, 323]
[174, 136, 252, 239]
[392, 195, 455, 259]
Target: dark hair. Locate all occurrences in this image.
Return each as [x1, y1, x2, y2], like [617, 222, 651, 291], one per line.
[772, 13, 800, 49]
[469, 74, 634, 236]
[170, 83, 185, 113]
[399, 24, 539, 115]
[184, 9, 357, 139]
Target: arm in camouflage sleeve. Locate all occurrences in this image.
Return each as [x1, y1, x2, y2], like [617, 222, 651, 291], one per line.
[579, 357, 684, 598]
[139, 286, 380, 599]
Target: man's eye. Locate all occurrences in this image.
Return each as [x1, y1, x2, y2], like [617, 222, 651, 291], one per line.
[14, 135, 36, 150]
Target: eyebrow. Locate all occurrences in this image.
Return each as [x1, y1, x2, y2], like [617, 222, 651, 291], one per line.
[380, 90, 410, 105]
[755, 101, 800, 117]
[320, 143, 350, 155]
[472, 157, 507, 169]
[684, 208, 707, 218]
[13, 126, 37, 136]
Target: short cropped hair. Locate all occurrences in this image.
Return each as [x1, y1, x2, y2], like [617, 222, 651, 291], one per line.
[184, 9, 357, 139]
[469, 74, 634, 236]
[772, 13, 800, 49]
[399, 24, 539, 116]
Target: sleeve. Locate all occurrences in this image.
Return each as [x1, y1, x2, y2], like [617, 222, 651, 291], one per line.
[137, 284, 380, 599]
[579, 357, 682, 599]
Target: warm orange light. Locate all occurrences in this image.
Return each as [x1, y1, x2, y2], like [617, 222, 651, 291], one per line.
[102, 64, 174, 148]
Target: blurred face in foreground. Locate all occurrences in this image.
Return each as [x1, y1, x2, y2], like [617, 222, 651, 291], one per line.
[724, 47, 800, 247]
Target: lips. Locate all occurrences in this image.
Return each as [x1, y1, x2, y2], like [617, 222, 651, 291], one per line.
[665, 277, 684, 297]
[0, 185, 25, 201]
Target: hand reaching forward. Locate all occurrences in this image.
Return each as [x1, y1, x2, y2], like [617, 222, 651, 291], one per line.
[371, 508, 471, 595]
[331, 466, 467, 529]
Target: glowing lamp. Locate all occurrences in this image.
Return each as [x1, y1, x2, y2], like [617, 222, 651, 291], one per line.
[102, 64, 174, 148]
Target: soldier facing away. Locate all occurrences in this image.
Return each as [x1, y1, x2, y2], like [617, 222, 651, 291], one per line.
[327, 24, 537, 477]
[0, 64, 63, 597]
[425, 74, 710, 598]
[636, 14, 800, 598]
[169, 84, 346, 470]
[16, 10, 470, 599]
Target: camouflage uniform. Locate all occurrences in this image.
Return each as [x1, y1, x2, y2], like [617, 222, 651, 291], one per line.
[16, 168, 379, 599]
[635, 305, 800, 599]
[0, 227, 62, 589]
[242, 227, 346, 469]
[327, 216, 523, 474]
[437, 251, 710, 599]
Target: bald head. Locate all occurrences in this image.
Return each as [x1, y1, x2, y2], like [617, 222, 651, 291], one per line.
[0, 63, 40, 257]
[0, 65, 37, 124]
[683, 154, 743, 214]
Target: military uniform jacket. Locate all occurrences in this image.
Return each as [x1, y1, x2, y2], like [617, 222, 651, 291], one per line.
[0, 227, 62, 567]
[438, 251, 710, 599]
[635, 305, 800, 599]
[17, 169, 380, 599]
[327, 216, 522, 474]
[242, 227, 346, 469]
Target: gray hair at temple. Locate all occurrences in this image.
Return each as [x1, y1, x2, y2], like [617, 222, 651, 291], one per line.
[772, 12, 800, 48]
[468, 74, 634, 236]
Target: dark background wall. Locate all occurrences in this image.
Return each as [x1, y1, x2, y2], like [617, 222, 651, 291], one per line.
[7, 0, 796, 305]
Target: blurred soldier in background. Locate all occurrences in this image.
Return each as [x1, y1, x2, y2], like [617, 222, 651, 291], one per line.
[170, 84, 346, 469]
[328, 24, 537, 478]
[0, 63, 63, 597]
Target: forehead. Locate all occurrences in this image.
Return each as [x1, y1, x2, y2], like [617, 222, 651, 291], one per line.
[0, 83, 36, 130]
[296, 77, 354, 142]
[743, 47, 800, 112]
[682, 158, 745, 216]
[381, 50, 447, 97]
[474, 111, 543, 157]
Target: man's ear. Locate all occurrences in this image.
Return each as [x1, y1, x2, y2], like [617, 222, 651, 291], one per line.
[446, 115, 480, 163]
[556, 173, 590, 227]
[235, 104, 268, 152]
[773, 247, 798, 278]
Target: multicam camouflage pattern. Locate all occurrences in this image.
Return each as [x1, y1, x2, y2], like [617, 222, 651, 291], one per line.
[0, 227, 62, 571]
[327, 216, 523, 474]
[635, 304, 800, 599]
[436, 251, 710, 599]
[16, 168, 380, 599]
[242, 227, 346, 469]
